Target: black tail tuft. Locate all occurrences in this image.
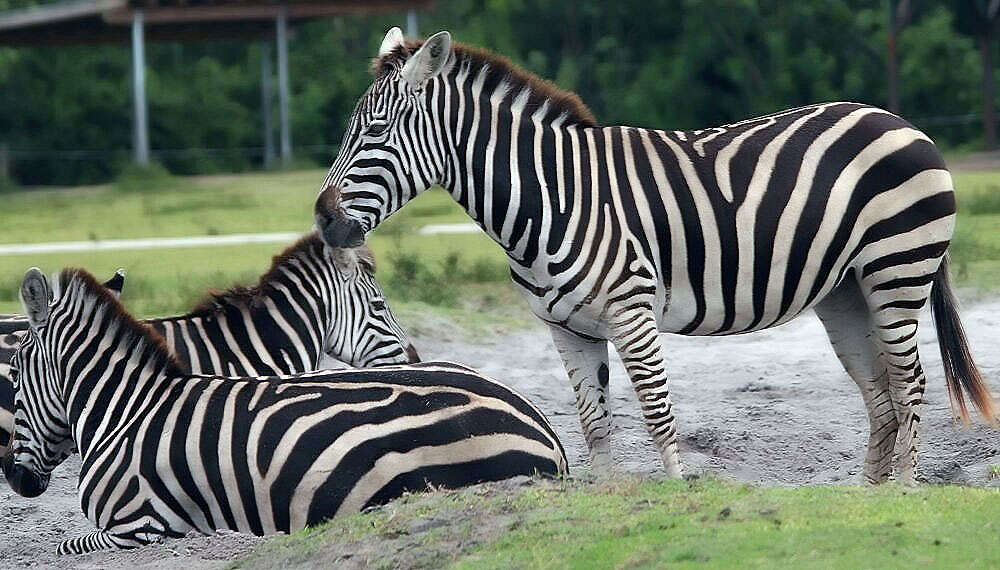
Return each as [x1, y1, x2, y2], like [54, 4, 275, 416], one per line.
[931, 255, 996, 424]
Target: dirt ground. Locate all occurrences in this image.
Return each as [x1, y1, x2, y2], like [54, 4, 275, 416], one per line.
[2, 298, 999, 568]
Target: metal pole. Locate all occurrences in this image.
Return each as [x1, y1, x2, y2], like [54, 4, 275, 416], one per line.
[406, 9, 418, 37]
[276, 7, 292, 164]
[132, 10, 150, 165]
[261, 39, 276, 169]
[0, 143, 9, 180]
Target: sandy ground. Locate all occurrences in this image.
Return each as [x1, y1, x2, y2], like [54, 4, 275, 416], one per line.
[2, 298, 999, 568]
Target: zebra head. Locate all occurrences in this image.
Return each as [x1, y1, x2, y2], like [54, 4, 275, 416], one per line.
[2, 269, 70, 497]
[324, 245, 419, 367]
[0, 269, 124, 461]
[316, 28, 453, 248]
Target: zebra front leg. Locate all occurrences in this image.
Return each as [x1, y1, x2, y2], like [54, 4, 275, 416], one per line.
[608, 311, 683, 478]
[57, 530, 148, 554]
[549, 325, 614, 473]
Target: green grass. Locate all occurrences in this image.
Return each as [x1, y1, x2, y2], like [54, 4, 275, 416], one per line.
[232, 476, 1000, 569]
[0, 169, 510, 317]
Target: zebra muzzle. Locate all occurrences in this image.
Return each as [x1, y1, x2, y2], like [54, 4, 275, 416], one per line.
[2, 454, 50, 498]
[317, 213, 366, 248]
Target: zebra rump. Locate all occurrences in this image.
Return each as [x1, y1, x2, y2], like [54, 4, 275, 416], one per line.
[4, 268, 566, 554]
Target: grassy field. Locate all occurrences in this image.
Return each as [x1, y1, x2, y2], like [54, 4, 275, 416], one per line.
[232, 476, 1000, 569]
[0, 169, 513, 318]
[1, 166, 998, 317]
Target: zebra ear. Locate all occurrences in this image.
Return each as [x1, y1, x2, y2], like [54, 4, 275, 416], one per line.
[379, 26, 405, 57]
[103, 269, 126, 299]
[401, 31, 451, 90]
[20, 268, 51, 331]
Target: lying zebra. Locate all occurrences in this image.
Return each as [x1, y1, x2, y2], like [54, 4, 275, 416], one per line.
[0, 232, 418, 457]
[4, 268, 567, 554]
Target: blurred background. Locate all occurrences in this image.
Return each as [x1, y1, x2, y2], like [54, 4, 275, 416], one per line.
[0, 0, 998, 185]
[0, 0, 998, 325]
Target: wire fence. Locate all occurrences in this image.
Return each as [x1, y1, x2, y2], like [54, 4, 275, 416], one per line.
[0, 113, 991, 183]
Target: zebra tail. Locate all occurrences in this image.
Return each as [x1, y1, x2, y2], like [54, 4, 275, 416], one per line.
[930, 255, 996, 425]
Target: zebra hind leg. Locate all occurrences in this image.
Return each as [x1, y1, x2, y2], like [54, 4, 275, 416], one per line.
[608, 310, 683, 478]
[813, 279, 896, 484]
[863, 278, 936, 486]
[549, 325, 614, 473]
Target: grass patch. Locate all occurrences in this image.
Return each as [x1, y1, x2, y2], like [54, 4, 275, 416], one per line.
[232, 476, 1000, 569]
[0, 169, 512, 317]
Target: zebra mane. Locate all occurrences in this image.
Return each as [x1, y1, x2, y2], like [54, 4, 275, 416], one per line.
[373, 39, 599, 128]
[182, 232, 376, 317]
[57, 269, 183, 376]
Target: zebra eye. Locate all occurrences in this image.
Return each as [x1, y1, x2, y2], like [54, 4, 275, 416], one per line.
[365, 121, 389, 137]
[371, 299, 386, 311]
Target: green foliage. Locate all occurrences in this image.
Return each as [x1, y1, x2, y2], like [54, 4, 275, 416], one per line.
[384, 247, 509, 307]
[114, 161, 175, 193]
[0, 2, 997, 185]
[0, 173, 19, 195]
[958, 184, 1000, 215]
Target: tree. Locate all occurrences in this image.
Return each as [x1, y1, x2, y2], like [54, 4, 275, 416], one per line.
[951, 0, 1000, 149]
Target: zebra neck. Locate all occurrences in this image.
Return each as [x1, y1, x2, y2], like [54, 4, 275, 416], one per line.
[66, 337, 177, 459]
[441, 92, 590, 267]
[148, 273, 329, 375]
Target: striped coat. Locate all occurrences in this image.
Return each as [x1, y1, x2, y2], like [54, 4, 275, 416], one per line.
[315, 29, 995, 484]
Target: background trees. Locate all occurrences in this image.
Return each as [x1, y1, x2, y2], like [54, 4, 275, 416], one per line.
[0, 0, 995, 185]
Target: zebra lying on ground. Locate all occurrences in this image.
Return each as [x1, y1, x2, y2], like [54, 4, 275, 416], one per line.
[315, 28, 996, 484]
[4, 268, 567, 554]
[0, 232, 418, 458]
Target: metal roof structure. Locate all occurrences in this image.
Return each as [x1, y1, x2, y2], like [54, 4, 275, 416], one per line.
[0, 0, 430, 165]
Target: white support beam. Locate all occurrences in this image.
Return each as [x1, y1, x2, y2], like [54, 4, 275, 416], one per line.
[406, 8, 418, 37]
[131, 9, 150, 165]
[276, 6, 292, 163]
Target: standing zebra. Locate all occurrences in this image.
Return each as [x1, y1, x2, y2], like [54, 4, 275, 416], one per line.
[4, 268, 567, 553]
[0, 232, 417, 459]
[315, 28, 995, 484]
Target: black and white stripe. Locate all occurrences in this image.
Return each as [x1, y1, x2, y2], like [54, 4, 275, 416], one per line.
[3, 268, 566, 554]
[147, 233, 417, 374]
[315, 29, 995, 484]
[0, 233, 418, 459]
[0, 315, 27, 456]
